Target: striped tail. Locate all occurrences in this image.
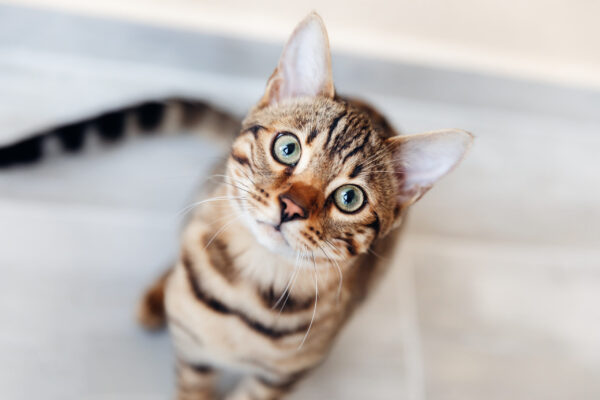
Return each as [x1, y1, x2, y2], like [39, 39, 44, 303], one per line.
[0, 98, 241, 168]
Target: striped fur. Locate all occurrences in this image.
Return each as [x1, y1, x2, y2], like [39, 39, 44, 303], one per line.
[149, 74, 418, 399]
[143, 14, 470, 399]
[0, 98, 240, 167]
[3, 12, 471, 400]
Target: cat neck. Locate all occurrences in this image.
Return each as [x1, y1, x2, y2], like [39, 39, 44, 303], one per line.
[201, 194, 353, 299]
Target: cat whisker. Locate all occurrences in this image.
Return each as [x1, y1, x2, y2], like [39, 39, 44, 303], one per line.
[358, 146, 395, 173]
[367, 246, 386, 260]
[298, 250, 319, 350]
[359, 147, 389, 168]
[203, 214, 245, 250]
[210, 173, 252, 188]
[208, 204, 257, 226]
[233, 167, 258, 186]
[177, 195, 247, 217]
[319, 242, 343, 302]
[279, 250, 307, 315]
[225, 181, 254, 195]
[272, 250, 301, 311]
[208, 175, 254, 195]
[277, 254, 303, 315]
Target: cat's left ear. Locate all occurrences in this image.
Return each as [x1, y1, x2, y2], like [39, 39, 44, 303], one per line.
[259, 12, 335, 107]
[386, 129, 473, 208]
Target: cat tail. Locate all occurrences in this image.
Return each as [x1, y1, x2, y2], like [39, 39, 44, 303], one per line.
[0, 98, 241, 168]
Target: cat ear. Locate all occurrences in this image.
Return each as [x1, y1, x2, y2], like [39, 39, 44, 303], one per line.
[259, 12, 335, 107]
[386, 129, 473, 207]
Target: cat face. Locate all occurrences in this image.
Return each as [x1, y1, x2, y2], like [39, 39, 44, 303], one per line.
[228, 97, 396, 260]
[225, 13, 472, 262]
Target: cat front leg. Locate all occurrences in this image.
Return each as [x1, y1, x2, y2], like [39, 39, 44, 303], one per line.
[176, 360, 218, 400]
[225, 373, 305, 400]
[137, 265, 173, 330]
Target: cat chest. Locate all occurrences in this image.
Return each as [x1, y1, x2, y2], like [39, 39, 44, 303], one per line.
[163, 260, 329, 370]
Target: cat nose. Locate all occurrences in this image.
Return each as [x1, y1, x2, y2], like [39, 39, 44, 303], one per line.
[279, 194, 307, 224]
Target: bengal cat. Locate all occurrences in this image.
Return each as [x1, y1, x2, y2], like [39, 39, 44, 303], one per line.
[0, 12, 472, 400]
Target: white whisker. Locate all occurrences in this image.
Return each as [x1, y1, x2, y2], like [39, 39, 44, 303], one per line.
[235, 168, 258, 186]
[272, 250, 301, 311]
[210, 174, 252, 188]
[204, 214, 244, 249]
[177, 196, 247, 217]
[208, 205, 256, 226]
[367, 246, 386, 260]
[208, 174, 254, 195]
[298, 251, 319, 350]
[278, 249, 306, 315]
[320, 242, 343, 302]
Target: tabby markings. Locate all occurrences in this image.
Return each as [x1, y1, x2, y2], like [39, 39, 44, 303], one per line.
[259, 285, 314, 313]
[324, 111, 347, 147]
[96, 111, 126, 141]
[55, 123, 86, 152]
[366, 211, 381, 238]
[190, 364, 213, 374]
[182, 252, 310, 339]
[342, 132, 371, 163]
[230, 151, 254, 173]
[306, 128, 319, 144]
[336, 236, 358, 256]
[243, 125, 265, 138]
[168, 315, 205, 345]
[135, 101, 165, 131]
[329, 113, 357, 154]
[349, 164, 363, 178]
[201, 234, 238, 283]
[256, 370, 307, 391]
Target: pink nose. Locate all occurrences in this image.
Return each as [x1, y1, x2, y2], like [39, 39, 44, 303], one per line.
[279, 195, 307, 223]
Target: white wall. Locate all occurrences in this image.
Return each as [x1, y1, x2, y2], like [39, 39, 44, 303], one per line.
[4, 0, 600, 89]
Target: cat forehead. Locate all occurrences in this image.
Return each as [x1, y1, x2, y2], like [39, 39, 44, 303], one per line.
[243, 101, 390, 184]
[248, 97, 345, 128]
[246, 98, 387, 145]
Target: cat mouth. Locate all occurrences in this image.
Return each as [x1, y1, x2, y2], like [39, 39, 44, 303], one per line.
[256, 220, 291, 247]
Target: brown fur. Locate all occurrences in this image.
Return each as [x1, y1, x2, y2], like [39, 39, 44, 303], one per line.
[137, 95, 402, 399]
[137, 268, 171, 330]
[137, 13, 471, 400]
[201, 234, 239, 284]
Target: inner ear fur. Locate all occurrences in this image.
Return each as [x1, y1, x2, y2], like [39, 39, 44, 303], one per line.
[386, 129, 473, 208]
[259, 12, 335, 107]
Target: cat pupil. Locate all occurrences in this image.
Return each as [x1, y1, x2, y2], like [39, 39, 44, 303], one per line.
[283, 143, 295, 156]
[343, 190, 355, 204]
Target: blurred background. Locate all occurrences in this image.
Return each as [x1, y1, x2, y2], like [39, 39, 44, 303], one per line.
[0, 1, 599, 399]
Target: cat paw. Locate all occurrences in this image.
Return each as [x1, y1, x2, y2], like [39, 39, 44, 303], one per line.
[136, 282, 167, 330]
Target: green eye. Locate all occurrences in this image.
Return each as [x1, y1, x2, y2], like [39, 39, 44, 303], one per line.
[272, 133, 301, 166]
[333, 184, 365, 213]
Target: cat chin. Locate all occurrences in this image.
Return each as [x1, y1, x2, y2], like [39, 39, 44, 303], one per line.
[240, 213, 298, 259]
[255, 233, 297, 259]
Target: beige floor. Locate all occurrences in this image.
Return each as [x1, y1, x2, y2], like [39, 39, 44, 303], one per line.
[1, 5, 599, 400]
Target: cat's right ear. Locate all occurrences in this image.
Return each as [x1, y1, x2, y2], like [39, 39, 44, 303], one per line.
[258, 12, 335, 107]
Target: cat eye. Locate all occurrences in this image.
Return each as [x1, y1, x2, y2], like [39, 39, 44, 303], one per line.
[272, 132, 301, 166]
[333, 184, 365, 213]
